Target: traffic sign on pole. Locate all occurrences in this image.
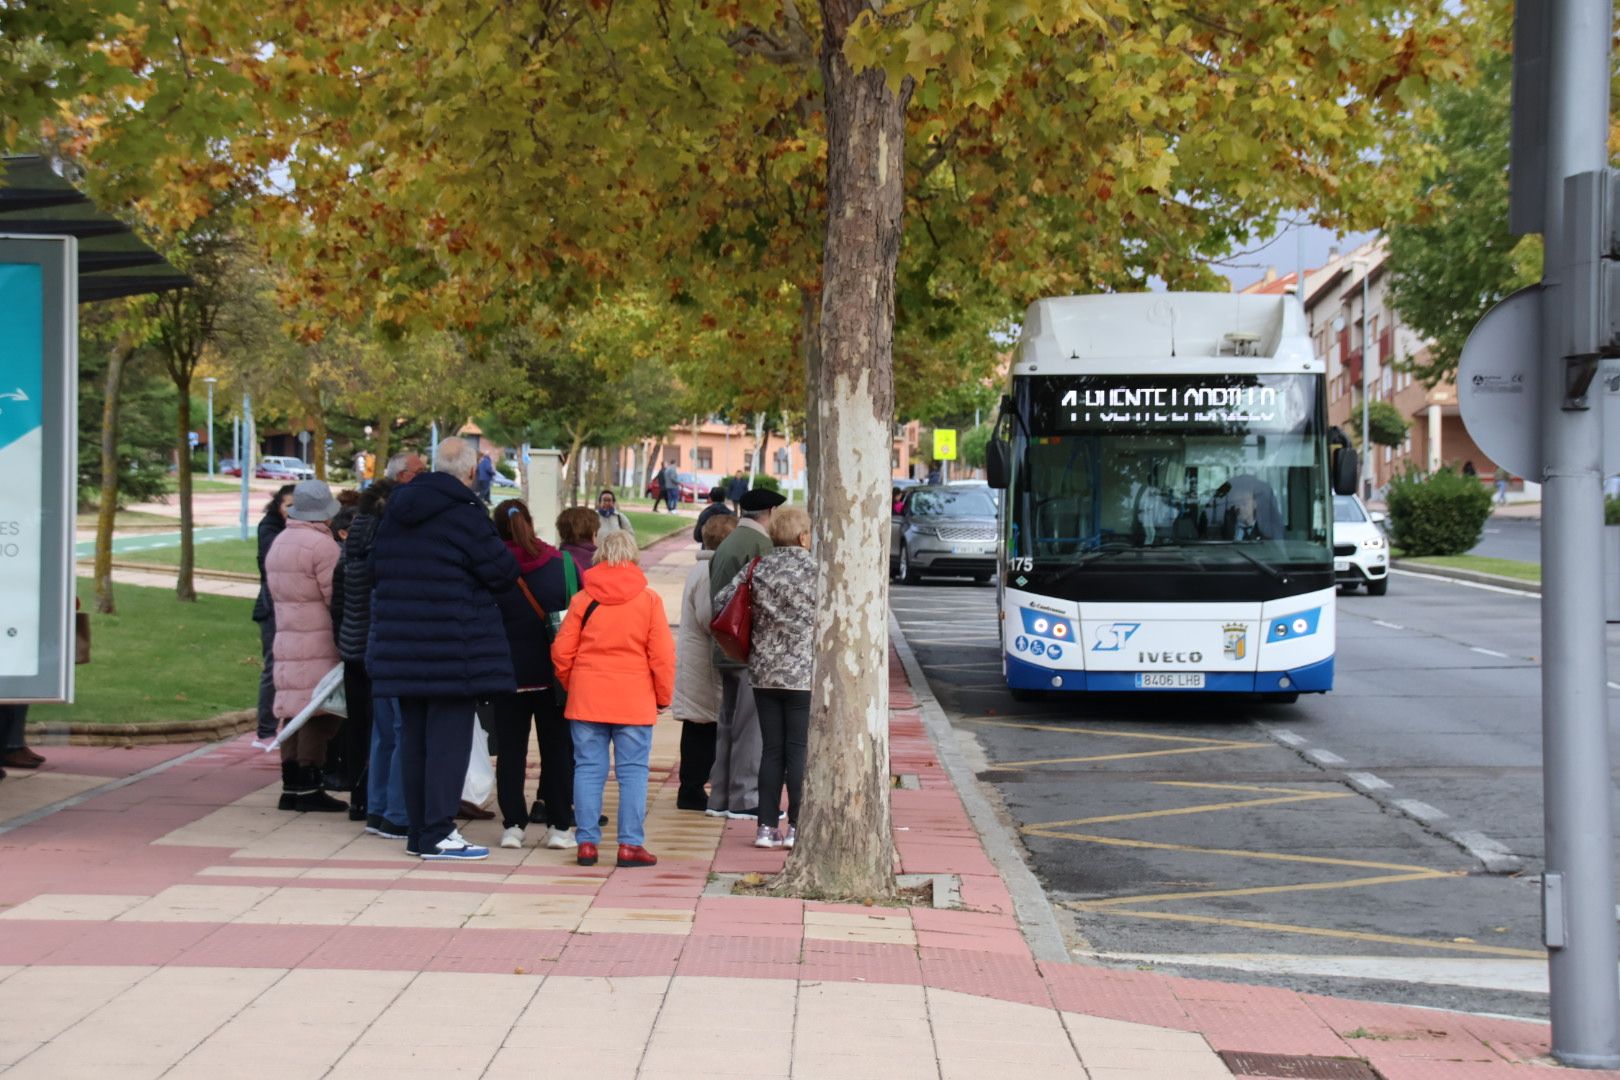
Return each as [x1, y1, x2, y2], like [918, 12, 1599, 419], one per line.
[932, 428, 957, 461]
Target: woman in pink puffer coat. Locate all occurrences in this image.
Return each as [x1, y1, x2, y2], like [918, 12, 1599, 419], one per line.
[266, 480, 347, 813]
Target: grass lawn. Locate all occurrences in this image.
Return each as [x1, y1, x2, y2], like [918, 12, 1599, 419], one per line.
[165, 474, 247, 495]
[31, 580, 261, 726]
[75, 509, 179, 531]
[624, 509, 692, 548]
[121, 538, 260, 576]
[1400, 553, 1541, 584]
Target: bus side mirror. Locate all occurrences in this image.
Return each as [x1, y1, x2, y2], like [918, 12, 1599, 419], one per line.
[1332, 443, 1359, 496]
[986, 439, 1011, 489]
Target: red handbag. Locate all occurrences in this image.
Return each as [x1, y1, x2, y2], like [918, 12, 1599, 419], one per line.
[710, 557, 761, 663]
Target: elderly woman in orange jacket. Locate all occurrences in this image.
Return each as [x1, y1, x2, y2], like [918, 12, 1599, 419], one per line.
[551, 529, 677, 868]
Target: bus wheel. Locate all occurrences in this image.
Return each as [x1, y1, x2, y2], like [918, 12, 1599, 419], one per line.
[1263, 692, 1299, 705]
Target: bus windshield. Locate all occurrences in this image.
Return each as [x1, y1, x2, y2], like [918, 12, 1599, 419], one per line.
[1008, 373, 1331, 571]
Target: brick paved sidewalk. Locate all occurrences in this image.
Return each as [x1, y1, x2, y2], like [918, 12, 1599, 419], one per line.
[0, 651, 1593, 1077]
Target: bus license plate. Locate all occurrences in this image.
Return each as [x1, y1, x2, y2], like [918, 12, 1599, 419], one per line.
[1135, 672, 1205, 689]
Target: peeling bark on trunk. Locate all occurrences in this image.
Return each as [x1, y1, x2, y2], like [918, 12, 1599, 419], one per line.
[800, 285, 824, 515]
[174, 384, 197, 602]
[94, 338, 136, 615]
[778, 0, 911, 900]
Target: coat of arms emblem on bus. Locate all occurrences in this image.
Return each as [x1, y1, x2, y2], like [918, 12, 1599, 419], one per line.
[1222, 623, 1248, 661]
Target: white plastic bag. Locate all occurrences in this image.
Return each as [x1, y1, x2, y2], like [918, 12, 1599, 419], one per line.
[461, 715, 495, 807]
[262, 664, 347, 752]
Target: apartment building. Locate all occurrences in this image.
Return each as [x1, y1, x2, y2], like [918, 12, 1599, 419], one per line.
[1242, 238, 1512, 497]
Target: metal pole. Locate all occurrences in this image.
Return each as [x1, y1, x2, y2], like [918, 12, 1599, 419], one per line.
[430, 421, 439, 462]
[205, 379, 216, 476]
[1541, 0, 1620, 1064]
[239, 393, 252, 542]
[232, 414, 239, 469]
[1361, 270, 1372, 499]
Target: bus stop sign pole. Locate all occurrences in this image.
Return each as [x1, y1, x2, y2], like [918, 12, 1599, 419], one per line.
[1512, 0, 1620, 1064]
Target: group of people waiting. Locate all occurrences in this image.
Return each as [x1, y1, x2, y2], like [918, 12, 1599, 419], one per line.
[251, 436, 817, 862]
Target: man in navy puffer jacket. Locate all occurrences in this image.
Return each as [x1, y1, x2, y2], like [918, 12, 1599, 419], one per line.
[368, 437, 518, 860]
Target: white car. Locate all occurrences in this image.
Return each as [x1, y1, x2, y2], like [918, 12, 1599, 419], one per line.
[1333, 494, 1388, 595]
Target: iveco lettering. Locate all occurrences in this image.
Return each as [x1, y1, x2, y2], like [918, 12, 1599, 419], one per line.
[984, 293, 1360, 701]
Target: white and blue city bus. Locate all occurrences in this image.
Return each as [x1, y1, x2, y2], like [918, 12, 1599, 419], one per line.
[985, 293, 1358, 702]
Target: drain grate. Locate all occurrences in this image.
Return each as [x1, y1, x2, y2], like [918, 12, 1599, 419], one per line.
[1218, 1051, 1383, 1080]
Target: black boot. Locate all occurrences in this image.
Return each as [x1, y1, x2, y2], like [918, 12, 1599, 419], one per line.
[292, 764, 348, 813]
[278, 760, 305, 811]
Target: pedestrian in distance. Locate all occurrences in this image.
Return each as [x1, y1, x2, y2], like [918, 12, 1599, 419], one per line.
[0, 704, 42, 778]
[717, 505, 815, 849]
[693, 486, 734, 545]
[662, 461, 682, 511]
[673, 514, 738, 810]
[266, 479, 348, 813]
[595, 489, 631, 537]
[475, 452, 496, 505]
[706, 487, 783, 819]
[489, 498, 579, 851]
[726, 468, 749, 512]
[648, 471, 664, 512]
[368, 436, 519, 861]
[252, 484, 296, 741]
[1494, 466, 1510, 506]
[1461, 460, 1477, 478]
[551, 529, 676, 869]
[557, 505, 600, 569]
[340, 479, 407, 840]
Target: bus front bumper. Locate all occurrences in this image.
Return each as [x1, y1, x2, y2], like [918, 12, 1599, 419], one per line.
[1005, 654, 1334, 694]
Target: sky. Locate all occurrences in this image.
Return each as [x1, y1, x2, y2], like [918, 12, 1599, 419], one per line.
[1218, 222, 1377, 290]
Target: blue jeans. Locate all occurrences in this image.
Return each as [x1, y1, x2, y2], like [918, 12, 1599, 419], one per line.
[664, 488, 678, 511]
[368, 696, 407, 826]
[571, 721, 654, 847]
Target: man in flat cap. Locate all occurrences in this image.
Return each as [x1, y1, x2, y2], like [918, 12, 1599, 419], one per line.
[704, 488, 785, 818]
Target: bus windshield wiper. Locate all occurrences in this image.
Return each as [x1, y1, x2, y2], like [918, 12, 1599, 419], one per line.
[1204, 543, 1289, 583]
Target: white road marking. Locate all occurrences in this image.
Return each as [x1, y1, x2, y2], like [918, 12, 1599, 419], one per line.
[1470, 646, 1509, 659]
[1373, 619, 1404, 630]
[1394, 799, 1449, 823]
[1270, 729, 1307, 747]
[1448, 830, 1524, 874]
[1390, 567, 1539, 599]
[1306, 748, 1346, 766]
[1608, 682, 1620, 692]
[1083, 952, 1554, 995]
[1347, 772, 1392, 792]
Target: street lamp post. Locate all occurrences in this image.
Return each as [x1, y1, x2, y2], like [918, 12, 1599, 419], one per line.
[204, 377, 218, 476]
[239, 392, 253, 541]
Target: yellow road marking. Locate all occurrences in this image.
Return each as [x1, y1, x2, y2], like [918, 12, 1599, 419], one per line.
[1075, 907, 1545, 959]
[1156, 781, 1339, 795]
[1022, 829, 1441, 875]
[997, 744, 1268, 769]
[1027, 790, 1351, 830]
[1074, 871, 1453, 908]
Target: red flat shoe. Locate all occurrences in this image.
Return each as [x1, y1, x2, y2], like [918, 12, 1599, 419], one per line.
[577, 842, 599, 867]
[616, 844, 658, 868]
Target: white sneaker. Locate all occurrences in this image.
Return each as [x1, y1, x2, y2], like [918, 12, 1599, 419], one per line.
[500, 826, 524, 849]
[544, 827, 579, 850]
[783, 824, 796, 849]
[703, 807, 728, 818]
[753, 823, 783, 849]
[420, 829, 489, 861]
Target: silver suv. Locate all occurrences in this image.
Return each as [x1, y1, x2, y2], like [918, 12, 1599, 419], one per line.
[890, 484, 999, 585]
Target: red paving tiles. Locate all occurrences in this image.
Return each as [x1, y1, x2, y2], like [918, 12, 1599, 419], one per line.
[0, 641, 1579, 1080]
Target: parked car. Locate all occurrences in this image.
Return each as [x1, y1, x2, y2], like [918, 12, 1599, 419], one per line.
[256, 455, 314, 481]
[218, 458, 241, 477]
[890, 484, 999, 585]
[1333, 493, 1388, 595]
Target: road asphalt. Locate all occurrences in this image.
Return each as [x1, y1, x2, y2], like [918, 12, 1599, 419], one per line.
[892, 568, 1620, 1018]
